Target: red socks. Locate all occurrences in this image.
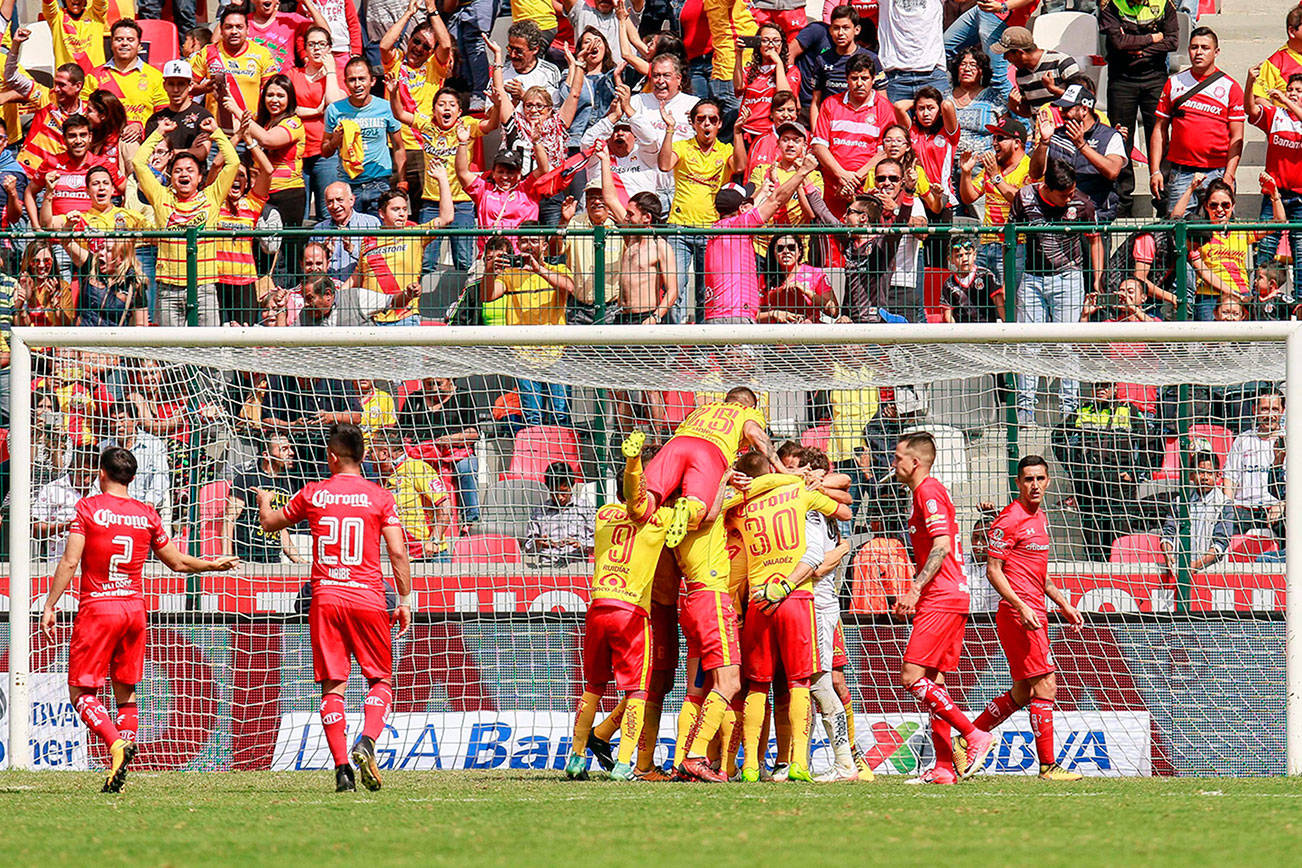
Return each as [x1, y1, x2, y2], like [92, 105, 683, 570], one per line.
[974, 689, 1022, 733]
[75, 694, 121, 750]
[908, 678, 976, 738]
[363, 682, 393, 742]
[319, 694, 349, 766]
[1029, 698, 1055, 766]
[114, 702, 139, 743]
[930, 714, 953, 771]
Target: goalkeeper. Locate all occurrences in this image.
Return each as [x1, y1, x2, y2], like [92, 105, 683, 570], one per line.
[728, 451, 851, 782]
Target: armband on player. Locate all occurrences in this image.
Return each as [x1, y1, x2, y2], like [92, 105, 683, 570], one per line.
[398, 593, 414, 609]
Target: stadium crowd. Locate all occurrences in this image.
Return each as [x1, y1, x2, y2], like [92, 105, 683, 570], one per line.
[0, 0, 1291, 574]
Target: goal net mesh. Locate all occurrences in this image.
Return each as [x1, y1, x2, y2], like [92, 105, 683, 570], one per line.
[5, 334, 1287, 776]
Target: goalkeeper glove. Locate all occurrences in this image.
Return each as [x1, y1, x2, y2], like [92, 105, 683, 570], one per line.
[755, 580, 793, 612]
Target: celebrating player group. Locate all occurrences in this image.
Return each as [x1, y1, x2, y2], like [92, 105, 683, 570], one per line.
[563, 392, 1085, 784]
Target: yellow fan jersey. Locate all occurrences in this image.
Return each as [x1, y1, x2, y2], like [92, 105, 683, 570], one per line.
[591, 503, 674, 613]
[728, 474, 841, 594]
[386, 456, 451, 549]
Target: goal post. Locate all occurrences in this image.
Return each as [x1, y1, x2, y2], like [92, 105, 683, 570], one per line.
[5, 322, 1300, 776]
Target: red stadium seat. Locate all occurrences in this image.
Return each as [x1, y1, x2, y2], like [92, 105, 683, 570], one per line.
[138, 19, 180, 66]
[1227, 533, 1278, 563]
[662, 391, 696, 427]
[1152, 424, 1235, 481]
[453, 533, 523, 565]
[850, 538, 912, 613]
[197, 479, 231, 560]
[502, 425, 582, 483]
[393, 379, 422, 412]
[922, 268, 947, 323]
[799, 423, 831, 453]
[0, 427, 8, 464]
[1109, 533, 1167, 565]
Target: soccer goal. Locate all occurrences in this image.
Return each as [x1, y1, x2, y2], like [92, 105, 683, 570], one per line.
[4, 322, 1299, 777]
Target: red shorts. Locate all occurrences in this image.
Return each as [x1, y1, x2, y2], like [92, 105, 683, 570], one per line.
[310, 601, 393, 683]
[741, 592, 819, 684]
[903, 610, 967, 673]
[649, 601, 679, 672]
[643, 435, 729, 507]
[995, 605, 1055, 682]
[751, 7, 807, 37]
[582, 601, 651, 692]
[67, 602, 147, 688]
[832, 620, 849, 670]
[680, 589, 741, 671]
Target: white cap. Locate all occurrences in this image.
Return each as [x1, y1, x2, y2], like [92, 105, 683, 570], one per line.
[162, 59, 192, 80]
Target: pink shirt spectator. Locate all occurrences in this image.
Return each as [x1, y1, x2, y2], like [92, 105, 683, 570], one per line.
[465, 174, 541, 251]
[248, 11, 313, 72]
[703, 208, 765, 322]
[763, 264, 834, 320]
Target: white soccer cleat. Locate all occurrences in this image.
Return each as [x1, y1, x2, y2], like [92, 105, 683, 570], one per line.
[813, 762, 860, 783]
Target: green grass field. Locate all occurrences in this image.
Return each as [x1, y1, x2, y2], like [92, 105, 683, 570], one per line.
[1, 772, 1299, 866]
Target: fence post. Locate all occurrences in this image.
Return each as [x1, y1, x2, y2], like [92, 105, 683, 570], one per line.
[591, 225, 609, 500]
[593, 225, 607, 323]
[186, 226, 199, 327]
[1172, 221, 1193, 612]
[1174, 222, 1188, 323]
[1002, 222, 1020, 492]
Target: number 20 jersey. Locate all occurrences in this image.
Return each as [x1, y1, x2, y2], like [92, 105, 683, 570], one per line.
[69, 493, 171, 609]
[283, 474, 402, 610]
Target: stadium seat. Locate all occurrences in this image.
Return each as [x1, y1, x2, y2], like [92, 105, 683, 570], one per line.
[799, 422, 831, 453]
[501, 425, 582, 483]
[1227, 533, 1278, 563]
[1152, 424, 1236, 481]
[21, 21, 56, 86]
[197, 479, 231, 560]
[922, 268, 947, 323]
[661, 391, 696, 426]
[0, 427, 8, 464]
[900, 423, 968, 487]
[1109, 533, 1167, 565]
[480, 479, 548, 540]
[1032, 12, 1105, 91]
[136, 19, 180, 66]
[850, 537, 912, 613]
[393, 379, 422, 412]
[453, 533, 523, 565]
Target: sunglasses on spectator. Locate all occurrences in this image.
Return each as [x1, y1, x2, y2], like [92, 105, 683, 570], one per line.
[694, 114, 721, 124]
[951, 238, 976, 250]
[992, 134, 1012, 142]
[875, 174, 900, 183]
[506, 47, 528, 57]
[774, 243, 800, 253]
[1207, 200, 1233, 210]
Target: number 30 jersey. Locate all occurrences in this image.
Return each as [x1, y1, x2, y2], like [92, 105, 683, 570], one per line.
[70, 493, 171, 609]
[283, 473, 402, 610]
[590, 503, 673, 614]
[728, 474, 842, 595]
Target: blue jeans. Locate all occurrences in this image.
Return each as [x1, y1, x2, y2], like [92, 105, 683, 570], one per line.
[944, 8, 1012, 100]
[1164, 164, 1224, 218]
[422, 200, 476, 272]
[454, 0, 499, 96]
[668, 232, 707, 324]
[351, 178, 392, 217]
[1256, 187, 1302, 299]
[304, 154, 340, 222]
[709, 78, 739, 142]
[884, 67, 952, 103]
[977, 241, 1026, 304]
[454, 454, 480, 523]
[1016, 270, 1085, 415]
[1194, 296, 1218, 321]
[518, 379, 571, 427]
[138, 0, 195, 37]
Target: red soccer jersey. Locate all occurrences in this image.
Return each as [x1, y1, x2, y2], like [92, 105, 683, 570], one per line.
[282, 472, 402, 610]
[812, 91, 897, 173]
[740, 65, 802, 137]
[1254, 104, 1302, 194]
[37, 152, 121, 216]
[986, 498, 1050, 615]
[69, 493, 170, 607]
[910, 123, 960, 200]
[907, 476, 969, 613]
[1155, 68, 1246, 170]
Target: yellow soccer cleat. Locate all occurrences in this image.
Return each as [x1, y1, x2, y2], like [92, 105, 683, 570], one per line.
[621, 430, 647, 459]
[952, 734, 969, 779]
[1039, 763, 1083, 782]
[855, 753, 876, 782]
[787, 764, 814, 783]
[665, 498, 693, 549]
[101, 738, 138, 793]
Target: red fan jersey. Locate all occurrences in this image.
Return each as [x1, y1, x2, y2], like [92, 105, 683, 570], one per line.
[69, 493, 171, 608]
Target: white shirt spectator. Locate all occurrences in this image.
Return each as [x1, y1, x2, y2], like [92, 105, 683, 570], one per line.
[627, 92, 697, 171]
[581, 116, 670, 197]
[503, 58, 566, 106]
[877, 0, 946, 73]
[889, 197, 927, 289]
[1225, 427, 1283, 506]
[568, 2, 625, 65]
[32, 472, 88, 562]
[103, 431, 171, 510]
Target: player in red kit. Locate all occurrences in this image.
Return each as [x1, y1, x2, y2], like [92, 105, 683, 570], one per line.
[259, 423, 413, 794]
[954, 455, 1085, 782]
[891, 432, 994, 785]
[40, 446, 239, 793]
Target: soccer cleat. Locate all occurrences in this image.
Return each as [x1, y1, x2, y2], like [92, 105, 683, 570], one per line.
[855, 753, 876, 782]
[1039, 763, 1083, 782]
[952, 734, 969, 779]
[586, 733, 615, 771]
[610, 762, 635, 781]
[740, 768, 760, 783]
[680, 757, 727, 783]
[564, 753, 590, 781]
[960, 730, 995, 780]
[621, 430, 646, 459]
[758, 765, 774, 782]
[634, 767, 673, 782]
[787, 765, 814, 783]
[813, 762, 860, 783]
[335, 763, 356, 792]
[664, 498, 693, 549]
[770, 762, 790, 782]
[101, 738, 138, 793]
[350, 735, 383, 792]
[904, 766, 957, 785]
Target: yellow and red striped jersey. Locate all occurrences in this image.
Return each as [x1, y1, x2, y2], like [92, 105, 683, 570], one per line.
[213, 192, 269, 285]
[265, 116, 306, 193]
[383, 49, 450, 150]
[354, 219, 441, 322]
[17, 88, 87, 175]
[193, 41, 276, 130]
[43, 0, 107, 71]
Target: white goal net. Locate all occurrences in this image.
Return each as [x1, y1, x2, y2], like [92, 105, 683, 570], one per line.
[4, 323, 1299, 776]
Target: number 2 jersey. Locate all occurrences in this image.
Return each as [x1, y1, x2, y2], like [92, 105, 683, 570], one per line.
[907, 476, 969, 613]
[282, 473, 402, 611]
[590, 502, 673, 614]
[69, 493, 171, 608]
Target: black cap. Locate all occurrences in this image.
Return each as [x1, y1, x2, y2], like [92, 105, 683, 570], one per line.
[714, 182, 756, 216]
[985, 116, 1027, 141]
[493, 149, 523, 169]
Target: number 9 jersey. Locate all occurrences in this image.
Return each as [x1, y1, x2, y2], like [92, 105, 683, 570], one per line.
[590, 503, 674, 614]
[283, 474, 403, 611]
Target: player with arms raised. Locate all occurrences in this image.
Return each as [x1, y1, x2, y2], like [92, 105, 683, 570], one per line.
[40, 446, 239, 793]
[260, 423, 412, 794]
[955, 456, 1085, 781]
[892, 432, 994, 785]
